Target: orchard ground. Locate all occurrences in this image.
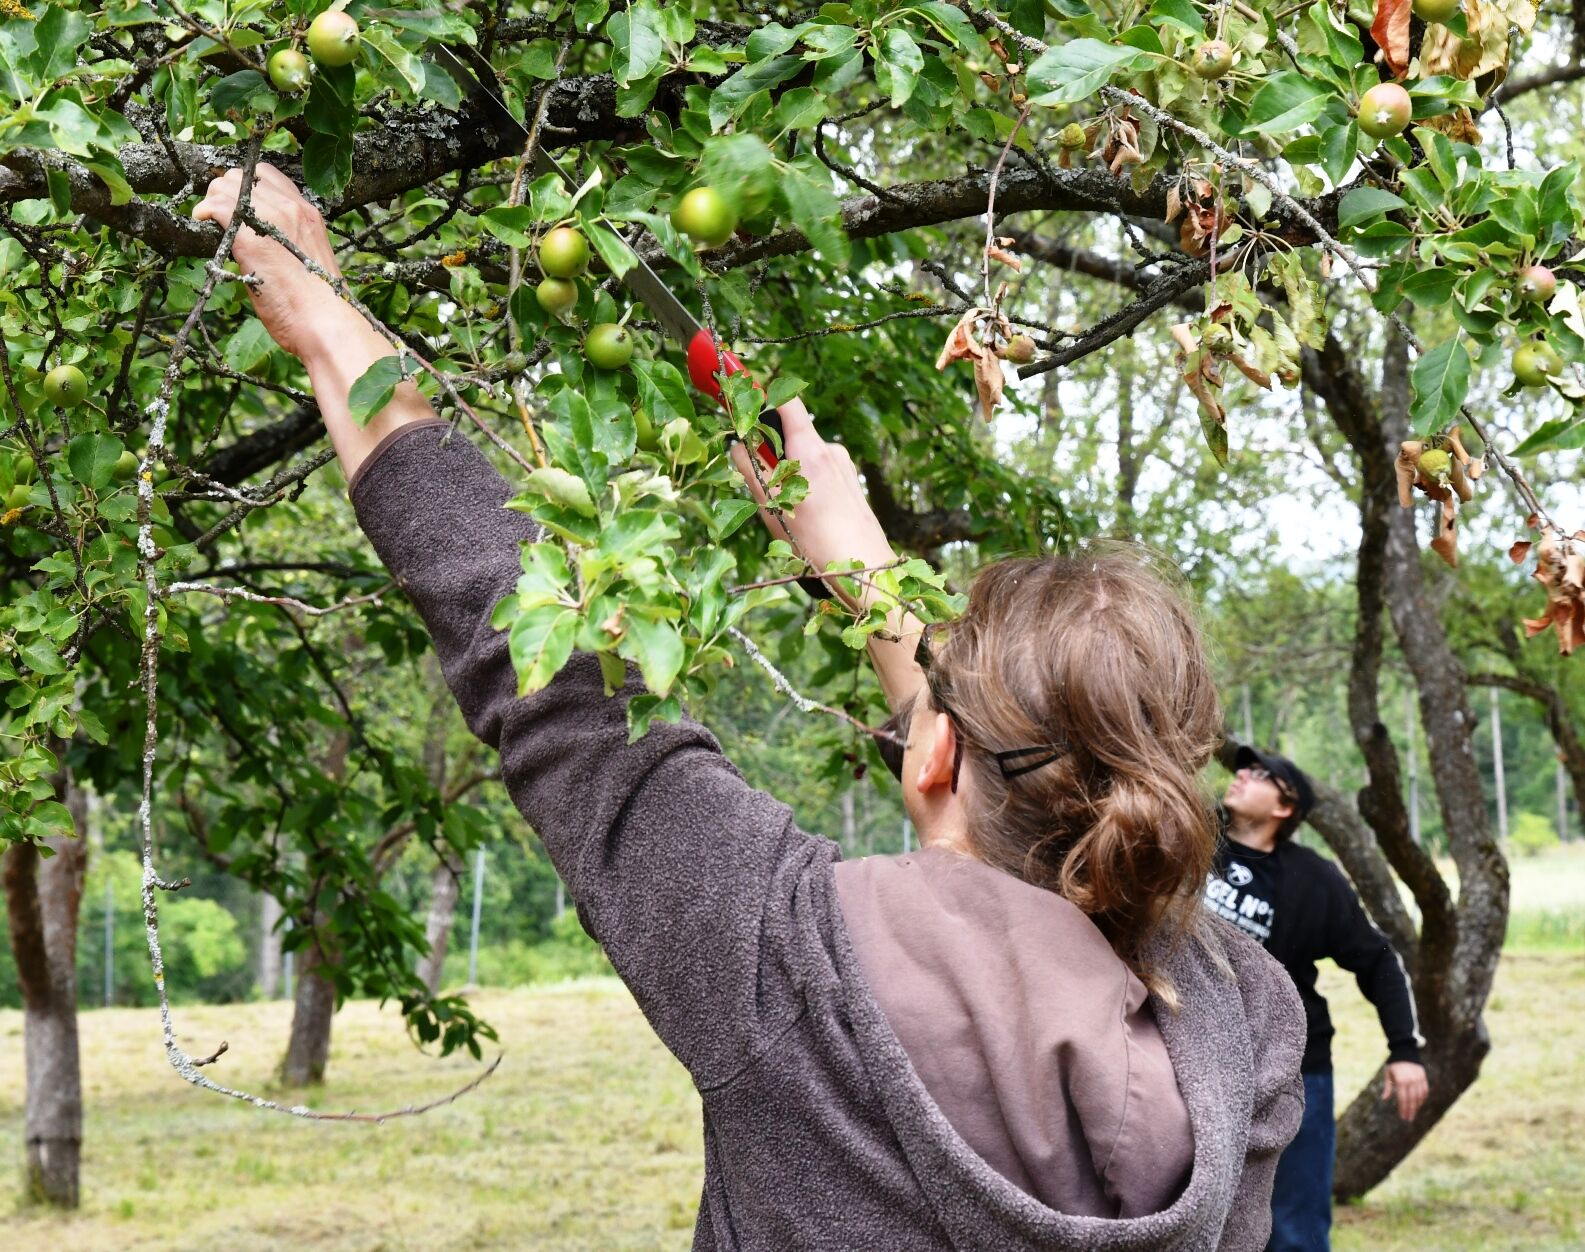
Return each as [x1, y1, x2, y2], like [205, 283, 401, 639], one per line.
[2, 844, 1581, 1251]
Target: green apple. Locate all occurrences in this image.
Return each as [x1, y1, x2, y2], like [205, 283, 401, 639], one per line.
[1412, 0, 1460, 21]
[1357, 83, 1413, 140]
[306, 10, 360, 68]
[538, 226, 589, 279]
[113, 450, 141, 482]
[1517, 265, 1557, 303]
[5, 483, 30, 512]
[43, 364, 87, 408]
[671, 187, 738, 249]
[585, 323, 635, 371]
[268, 49, 312, 93]
[535, 276, 579, 316]
[1514, 340, 1563, 387]
[1001, 334, 1036, 365]
[1189, 39, 1235, 79]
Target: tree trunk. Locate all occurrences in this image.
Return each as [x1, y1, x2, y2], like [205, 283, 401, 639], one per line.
[258, 891, 282, 998]
[279, 935, 337, 1085]
[1302, 330, 1506, 1200]
[2, 773, 88, 1208]
[415, 850, 464, 995]
[278, 725, 349, 1084]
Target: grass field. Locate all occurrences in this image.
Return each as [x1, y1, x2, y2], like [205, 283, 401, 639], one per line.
[2, 847, 1581, 1250]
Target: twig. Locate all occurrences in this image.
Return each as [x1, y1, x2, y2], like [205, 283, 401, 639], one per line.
[730, 627, 902, 746]
[727, 559, 908, 595]
[161, 580, 394, 618]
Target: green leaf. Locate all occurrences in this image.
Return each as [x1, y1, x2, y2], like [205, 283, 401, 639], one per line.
[626, 693, 683, 741]
[708, 55, 803, 131]
[305, 63, 356, 136]
[1318, 122, 1359, 186]
[46, 168, 70, 216]
[621, 613, 685, 695]
[1026, 39, 1150, 106]
[480, 204, 537, 247]
[1512, 417, 1585, 456]
[362, 27, 427, 95]
[1402, 266, 1457, 309]
[508, 605, 578, 695]
[1338, 186, 1409, 228]
[347, 356, 404, 426]
[67, 433, 125, 492]
[781, 160, 848, 266]
[202, 67, 270, 120]
[586, 221, 636, 278]
[303, 130, 355, 199]
[711, 497, 759, 540]
[222, 317, 275, 374]
[766, 375, 806, 408]
[876, 28, 925, 109]
[521, 466, 597, 518]
[1242, 72, 1332, 134]
[1409, 338, 1470, 436]
[747, 21, 810, 61]
[608, 2, 665, 86]
[1147, 0, 1205, 33]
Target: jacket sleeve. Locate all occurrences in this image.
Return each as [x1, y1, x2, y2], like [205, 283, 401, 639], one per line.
[350, 422, 836, 1089]
[1321, 861, 1423, 1064]
[1215, 928, 1306, 1252]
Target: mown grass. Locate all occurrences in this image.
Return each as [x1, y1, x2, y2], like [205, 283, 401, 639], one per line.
[1, 846, 1580, 1250]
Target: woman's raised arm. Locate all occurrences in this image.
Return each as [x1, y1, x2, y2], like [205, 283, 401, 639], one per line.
[731, 403, 927, 717]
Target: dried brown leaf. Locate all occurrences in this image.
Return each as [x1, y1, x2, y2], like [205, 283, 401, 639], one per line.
[974, 349, 1006, 421]
[1371, 0, 1413, 77]
[936, 308, 984, 371]
[1509, 539, 1533, 564]
[987, 244, 1023, 270]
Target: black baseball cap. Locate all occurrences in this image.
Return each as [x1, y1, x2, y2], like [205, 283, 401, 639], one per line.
[1234, 745, 1316, 822]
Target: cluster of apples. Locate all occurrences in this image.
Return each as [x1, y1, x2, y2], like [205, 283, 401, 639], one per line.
[1184, 0, 1465, 138]
[531, 187, 738, 370]
[267, 9, 360, 94]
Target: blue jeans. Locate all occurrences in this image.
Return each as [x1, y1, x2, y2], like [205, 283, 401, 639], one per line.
[1267, 1071, 1334, 1252]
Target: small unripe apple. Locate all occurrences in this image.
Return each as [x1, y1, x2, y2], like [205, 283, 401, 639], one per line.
[1514, 339, 1563, 387]
[585, 323, 635, 371]
[5, 483, 30, 511]
[634, 407, 659, 452]
[11, 454, 35, 484]
[113, 450, 140, 481]
[1001, 334, 1037, 365]
[1357, 83, 1413, 140]
[538, 226, 589, 279]
[1058, 122, 1087, 149]
[43, 364, 88, 407]
[1412, 0, 1460, 21]
[535, 276, 579, 316]
[671, 187, 738, 249]
[1416, 448, 1451, 479]
[1517, 264, 1557, 303]
[306, 10, 360, 69]
[1189, 39, 1235, 79]
[268, 49, 312, 93]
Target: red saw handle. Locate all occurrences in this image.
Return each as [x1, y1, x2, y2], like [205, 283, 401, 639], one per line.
[686, 328, 782, 468]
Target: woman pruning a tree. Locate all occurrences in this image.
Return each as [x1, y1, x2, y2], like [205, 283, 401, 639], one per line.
[193, 165, 1304, 1251]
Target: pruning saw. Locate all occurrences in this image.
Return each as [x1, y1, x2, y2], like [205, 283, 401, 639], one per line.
[432, 45, 830, 599]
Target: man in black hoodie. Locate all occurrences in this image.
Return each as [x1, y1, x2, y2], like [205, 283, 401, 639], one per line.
[1205, 746, 1428, 1252]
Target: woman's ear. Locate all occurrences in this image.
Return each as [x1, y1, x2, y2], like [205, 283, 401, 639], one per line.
[915, 710, 959, 794]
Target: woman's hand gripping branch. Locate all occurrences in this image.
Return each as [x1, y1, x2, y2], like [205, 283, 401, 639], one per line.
[191, 164, 436, 481]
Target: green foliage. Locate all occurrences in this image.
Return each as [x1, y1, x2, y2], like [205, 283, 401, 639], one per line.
[1510, 810, 1560, 858]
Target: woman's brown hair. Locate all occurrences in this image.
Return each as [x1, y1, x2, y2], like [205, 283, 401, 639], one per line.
[916, 546, 1223, 1002]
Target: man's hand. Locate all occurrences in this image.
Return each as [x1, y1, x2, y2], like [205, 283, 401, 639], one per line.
[191, 164, 349, 360]
[1382, 1060, 1429, 1122]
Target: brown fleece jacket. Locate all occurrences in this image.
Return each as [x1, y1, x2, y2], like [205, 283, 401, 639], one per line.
[349, 422, 1305, 1251]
